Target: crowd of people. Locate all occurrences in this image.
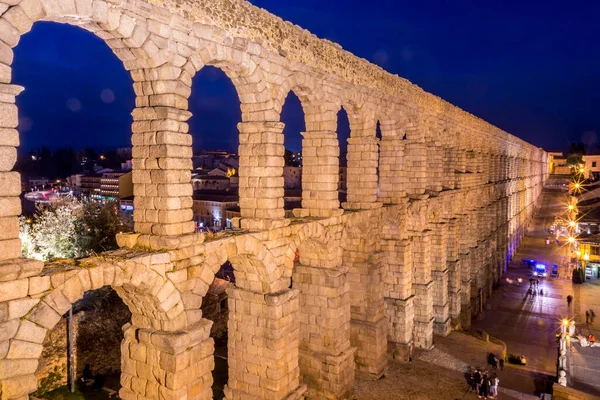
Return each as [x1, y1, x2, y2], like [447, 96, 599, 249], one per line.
[465, 353, 503, 399]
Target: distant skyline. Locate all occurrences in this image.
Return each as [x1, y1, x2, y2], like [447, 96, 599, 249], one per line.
[12, 0, 600, 153]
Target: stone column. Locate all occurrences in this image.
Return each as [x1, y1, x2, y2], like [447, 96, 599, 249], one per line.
[446, 219, 462, 328]
[383, 238, 414, 361]
[292, 265, 354, 399]
[454, 148, 467, 189]
[411, 230, 434, 349]
[0, 84, 23, 260]
[442, 146, 457, 190]
[469, 248, 483, 318]
[349, 252, 387, 379]
[224, 287, 306, 400]
[119, 321, 215, 400]
[427, 144, 443, 194]
[458, 214, 473, 329]
[0, 259, 46, 400]
[379, 137, 406, 204]
[431, 222, 450, 336]
[344, 136, 381, 210]
[296, 131, 341, 218]
[237, 121, 288, 231]
[404, 140, 428, 197]
[131, 66, 195, 240]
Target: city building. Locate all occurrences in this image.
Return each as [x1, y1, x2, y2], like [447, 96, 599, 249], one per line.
[583, 154, 600, 180]
[27, 177, 50, 191]
[283, 166, 301, 189]
[192, 150, 238, 170]
[192, 191, 239, 230]
[99, 171, 133, 200]
[80, 173, 102, 198]
[548, 152, 570, 175]
[119, 195, 135, 228]
[577, 236, 600, 280]
[191, 174, 231, 191]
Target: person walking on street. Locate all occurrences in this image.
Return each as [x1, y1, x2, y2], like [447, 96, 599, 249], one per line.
[480, 373, 491, 399]
[473, 369, 482, 397]
[567, 295, 573, 307]
[591, 309, 596, 324]
[490, 375, 499, 398]
[499, 358, 504, 371]
[586, 310, 590, 324]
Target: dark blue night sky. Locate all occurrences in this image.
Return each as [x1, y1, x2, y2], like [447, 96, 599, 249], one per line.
[12, 0, 600, 154]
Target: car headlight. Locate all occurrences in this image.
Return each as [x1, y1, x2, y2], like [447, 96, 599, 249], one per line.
[543, 273, 547, 277]
[533, 272, 538, 276]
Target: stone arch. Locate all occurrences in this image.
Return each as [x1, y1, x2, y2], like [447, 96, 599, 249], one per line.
[190, 234, 284, 295]
[338, 90, 371, 138]
[187, 35, 269, 120]
[2, 255, 187, 399]
[0, 0, 163, 73]
[285, 222, 342, 271]
[25, 259, 186, 335]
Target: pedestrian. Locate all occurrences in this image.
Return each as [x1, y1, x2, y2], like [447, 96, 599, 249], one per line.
[586, 310, 590, 324]
[499, 358, 504, 371]
[491, 375, 499, 398]
[591, 310, 596, 324]
[473, 368, 482, 397]
[480, 373, 491, 399]
[487, 353, 496, 368]
[536, 278, 540, 287]
[567, 295, 573, 307]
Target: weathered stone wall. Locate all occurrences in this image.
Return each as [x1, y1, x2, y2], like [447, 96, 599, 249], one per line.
[0, 0, 549, 398]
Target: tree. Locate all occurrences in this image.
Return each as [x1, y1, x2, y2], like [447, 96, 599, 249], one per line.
[567, 142, 585, 167]
[20, 199, 131, 261]
[566, 153, 584, 167]
[80, 200, 129, 253]
[20, 200, 85, 260]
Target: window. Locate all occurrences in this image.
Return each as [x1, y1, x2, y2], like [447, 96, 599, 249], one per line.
[593, 162, 597, 168]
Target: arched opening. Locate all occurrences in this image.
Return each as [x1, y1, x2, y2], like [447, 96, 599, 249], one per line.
[35, 286, 131, 398]
[14, 21, 135, 215]
[337, 107, 351, 204]
[203, 261, 235, 399]
[10, 21, 137, 397]
[376, 120, 382, 198]
[281, 91, 305, 212]
[188, 66, 242, 231]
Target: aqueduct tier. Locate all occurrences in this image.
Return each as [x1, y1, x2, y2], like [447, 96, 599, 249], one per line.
[0, 0, 547, 398]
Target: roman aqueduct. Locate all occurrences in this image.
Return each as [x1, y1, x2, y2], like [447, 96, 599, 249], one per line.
[0, 0, 548, 398]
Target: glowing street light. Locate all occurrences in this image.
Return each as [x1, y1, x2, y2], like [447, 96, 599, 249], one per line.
[568, 236, 576, 244]
[568, 204, 575, 211]
[569, 220, 576, 228]
[563, 319, 569, 326]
